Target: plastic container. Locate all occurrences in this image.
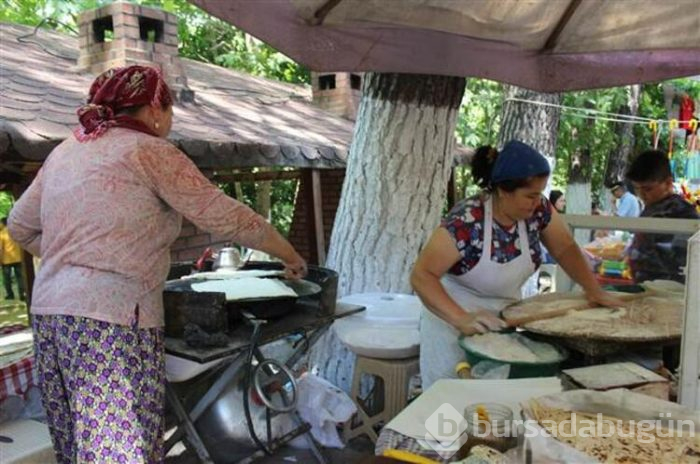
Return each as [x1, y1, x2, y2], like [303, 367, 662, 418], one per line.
[458, 333, 568, 379]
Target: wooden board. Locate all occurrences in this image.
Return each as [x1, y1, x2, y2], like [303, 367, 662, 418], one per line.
[501, 291, 684, 342]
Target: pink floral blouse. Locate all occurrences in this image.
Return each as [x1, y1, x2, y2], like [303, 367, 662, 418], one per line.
[8, 128, 270, 328]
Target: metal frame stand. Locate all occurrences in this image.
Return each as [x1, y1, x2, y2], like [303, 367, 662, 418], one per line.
[165, 321, 332, 463]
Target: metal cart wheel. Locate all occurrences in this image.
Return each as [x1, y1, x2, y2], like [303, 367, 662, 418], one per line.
[253, 359, 298, 413]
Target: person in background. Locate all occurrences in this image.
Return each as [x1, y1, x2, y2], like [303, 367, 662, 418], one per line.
[8, 65, 306, 463]
[626, 150, 699, 284]
[549, 189, 566, 213]
[0, 217, 25, 300]
[610, 181, 641, 217]
[542, 190, 566, 263]
[589, 201, 607, 241]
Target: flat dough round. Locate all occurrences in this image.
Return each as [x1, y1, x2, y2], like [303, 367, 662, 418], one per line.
[502, 291, 683, 341]
[190, 277, 297, 301]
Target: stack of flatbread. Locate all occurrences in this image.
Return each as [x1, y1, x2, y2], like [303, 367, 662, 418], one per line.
[527, 399, 700, 463]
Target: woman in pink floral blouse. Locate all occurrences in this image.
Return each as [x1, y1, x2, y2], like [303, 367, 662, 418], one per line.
[8, 65, 306, 463]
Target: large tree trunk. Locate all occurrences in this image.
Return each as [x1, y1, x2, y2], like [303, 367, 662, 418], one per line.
[309, 73, 466, 392]
[497, 86, 561, 297]
[600, 85, 640, 212]
[326, 73, 466, 295]
[497, 86, 560, 166]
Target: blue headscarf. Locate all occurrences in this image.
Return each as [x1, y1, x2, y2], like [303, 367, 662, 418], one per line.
[491, 140, 551, 184]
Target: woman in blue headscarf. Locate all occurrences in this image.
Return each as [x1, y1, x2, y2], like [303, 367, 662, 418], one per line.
[411, 141, 623, 387]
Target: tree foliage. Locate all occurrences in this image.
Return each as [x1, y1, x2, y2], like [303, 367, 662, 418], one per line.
[0, 192, 14, 219]
[452, 78, 699, 206]
[453, 78, 504, 198]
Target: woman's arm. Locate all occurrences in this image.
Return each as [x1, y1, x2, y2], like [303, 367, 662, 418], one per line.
[253, 226, 306, 279]
[8, 171, 43, 256]
[540, 210, 625, 307]
[411, 227, 505, 335]
[132, 140, 305, 277]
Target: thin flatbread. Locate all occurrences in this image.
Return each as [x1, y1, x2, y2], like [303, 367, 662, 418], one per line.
[190, 277, 297, 301]
[181, 269, 284, 280]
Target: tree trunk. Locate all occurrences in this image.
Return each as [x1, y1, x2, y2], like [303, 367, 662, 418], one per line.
[326, 73, 466, 296]
[310, 73, 466, 392]
[497, 86, 560, 167]
[600, 85, 640, 212]
[497, 86, 561, 297]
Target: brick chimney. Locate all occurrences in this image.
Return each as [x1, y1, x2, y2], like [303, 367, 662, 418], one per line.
[77, 1, 190, 99]
[311, 72, 362, 120]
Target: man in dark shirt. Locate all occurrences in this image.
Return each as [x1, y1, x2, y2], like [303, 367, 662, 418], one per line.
[626, 150, 699, 283]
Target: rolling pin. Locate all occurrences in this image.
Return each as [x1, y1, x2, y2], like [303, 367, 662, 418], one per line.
[503, 290, 653, 328]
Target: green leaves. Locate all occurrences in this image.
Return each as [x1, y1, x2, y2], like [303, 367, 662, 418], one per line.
[0, 0, 310, 84]
[0, 192, 14, 219]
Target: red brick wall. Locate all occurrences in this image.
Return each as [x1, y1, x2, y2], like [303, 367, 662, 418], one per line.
[169, 169, 346, 265]
[169, 220, 231, 264]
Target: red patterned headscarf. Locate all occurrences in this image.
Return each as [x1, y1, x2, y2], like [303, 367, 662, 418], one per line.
[74, 65, 173, 142]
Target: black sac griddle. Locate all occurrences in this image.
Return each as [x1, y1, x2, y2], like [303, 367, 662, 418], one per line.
[163, 262, 337, 340]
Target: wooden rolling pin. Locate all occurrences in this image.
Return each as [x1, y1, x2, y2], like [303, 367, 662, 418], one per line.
[503, 290, 653, 328]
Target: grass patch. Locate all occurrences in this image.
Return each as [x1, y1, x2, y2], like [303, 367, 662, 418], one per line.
[0, 300, 28, 329]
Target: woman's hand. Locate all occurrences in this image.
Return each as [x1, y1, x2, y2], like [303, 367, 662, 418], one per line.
[454, 310, 506, 336]
[585, 288, 627, 308]
[283, 253, 307, 280]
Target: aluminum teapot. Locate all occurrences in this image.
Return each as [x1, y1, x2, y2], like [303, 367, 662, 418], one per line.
[212, 247, 241, 271]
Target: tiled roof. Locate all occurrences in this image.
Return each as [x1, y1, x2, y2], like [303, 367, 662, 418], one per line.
[0, 21, 354, 174]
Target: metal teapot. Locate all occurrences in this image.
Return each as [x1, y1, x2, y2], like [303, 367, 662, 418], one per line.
[212, 247, 241, 271]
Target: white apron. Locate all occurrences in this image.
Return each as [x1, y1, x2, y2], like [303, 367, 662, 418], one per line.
[420, 197, 537, 388]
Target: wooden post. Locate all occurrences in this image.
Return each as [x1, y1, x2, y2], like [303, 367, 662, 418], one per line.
[311, 169, 326, 265]
[21, 251, 34, 307]
[302, 169, 325, 265]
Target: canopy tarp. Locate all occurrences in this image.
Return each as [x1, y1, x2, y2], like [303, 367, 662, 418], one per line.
[190, 0, 700, 92]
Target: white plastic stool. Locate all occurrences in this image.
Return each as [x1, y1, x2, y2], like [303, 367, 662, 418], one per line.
[343, 355, 419, 443]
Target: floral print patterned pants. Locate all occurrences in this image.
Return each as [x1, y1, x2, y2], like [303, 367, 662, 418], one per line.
[32, 314, 165, 463]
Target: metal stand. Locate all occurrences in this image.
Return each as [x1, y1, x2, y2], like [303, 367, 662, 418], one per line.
[165, 314, 333, 463]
